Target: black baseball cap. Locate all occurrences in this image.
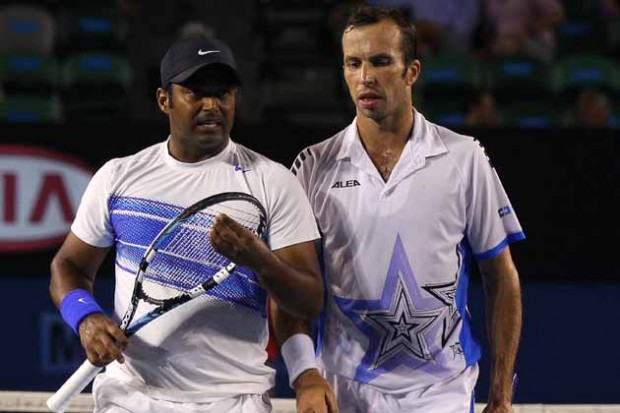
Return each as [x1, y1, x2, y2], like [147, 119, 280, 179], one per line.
[160, 36, 240, 88]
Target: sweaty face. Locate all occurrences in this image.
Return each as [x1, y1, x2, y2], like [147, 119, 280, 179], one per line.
[342, 20, 418, 122]
[164, 66, 237, 160]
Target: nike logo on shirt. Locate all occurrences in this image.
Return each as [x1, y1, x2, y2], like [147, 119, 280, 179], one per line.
[198, 50, 220, 55]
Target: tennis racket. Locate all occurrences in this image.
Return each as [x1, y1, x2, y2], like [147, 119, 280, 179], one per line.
[47, 191, 267, 413]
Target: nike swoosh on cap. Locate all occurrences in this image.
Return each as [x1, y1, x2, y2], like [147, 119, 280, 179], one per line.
[198, 49, 220, 55]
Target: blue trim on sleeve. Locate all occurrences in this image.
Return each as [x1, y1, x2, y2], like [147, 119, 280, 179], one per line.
[457, 241, 482, 367]
[474, 231, 525, 261]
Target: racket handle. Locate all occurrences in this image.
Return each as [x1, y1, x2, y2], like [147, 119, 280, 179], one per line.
[46, 359, 103, 413]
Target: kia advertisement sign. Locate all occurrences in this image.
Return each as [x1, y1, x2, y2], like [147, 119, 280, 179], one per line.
[0, 145, 93, 252]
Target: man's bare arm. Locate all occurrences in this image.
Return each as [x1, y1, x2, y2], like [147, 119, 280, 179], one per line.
[270, 298, 338, 413]
[479, 246, 522, 413]
[210, 214, 324, 320]
[50, 232, 126, 366]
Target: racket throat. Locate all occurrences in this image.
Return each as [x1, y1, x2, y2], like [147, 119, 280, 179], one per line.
[186, 262, 237, 298]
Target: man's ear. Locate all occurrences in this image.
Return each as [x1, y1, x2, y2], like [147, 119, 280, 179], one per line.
[233, 86, 242, 104]
[156, 87, 170, 113]
[406, 59, 421, 87]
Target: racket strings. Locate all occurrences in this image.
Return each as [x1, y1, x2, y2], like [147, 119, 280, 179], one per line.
[140, 199, 264, 301]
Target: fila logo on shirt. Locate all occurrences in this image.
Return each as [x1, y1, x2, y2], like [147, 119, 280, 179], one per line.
[331, 179, 360, 189]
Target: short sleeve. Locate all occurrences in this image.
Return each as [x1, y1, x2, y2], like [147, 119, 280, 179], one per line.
[70, 159, 117, 247]
[465, 141, 525, 260]
[290, 147, 313, 194]
[264, 164, 320, 251]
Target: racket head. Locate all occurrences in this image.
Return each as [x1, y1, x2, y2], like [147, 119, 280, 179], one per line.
[134, 192, 267, 303]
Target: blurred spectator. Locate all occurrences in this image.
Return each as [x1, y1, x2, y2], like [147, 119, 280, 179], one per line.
[178, 20, 216, 40]
[464, 91, 499, 127]
[574, 88, 612, 127]
[366, 0, 480, 54]
[599, 0, 620, 53]
[327, 0, 358, 54]
[599, 0, 619, 19]
[482, 0, 565, 62]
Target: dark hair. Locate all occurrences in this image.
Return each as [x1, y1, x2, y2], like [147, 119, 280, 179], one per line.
[345, 5, 417, 67]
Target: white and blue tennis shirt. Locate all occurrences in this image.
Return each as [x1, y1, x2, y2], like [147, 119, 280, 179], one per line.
[71, 138, 319, 402]
[292, 110, 525, 393]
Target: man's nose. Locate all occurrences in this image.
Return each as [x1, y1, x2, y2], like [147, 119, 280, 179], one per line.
[360, 63, 375, 84]
[201, 96, 218, 110]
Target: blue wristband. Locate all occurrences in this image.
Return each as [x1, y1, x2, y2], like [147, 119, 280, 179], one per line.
[60, 289, 104, 334]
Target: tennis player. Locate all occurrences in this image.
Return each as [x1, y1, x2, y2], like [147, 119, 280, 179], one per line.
[285, 5, 525, 413]
[49, 36, 325, 413]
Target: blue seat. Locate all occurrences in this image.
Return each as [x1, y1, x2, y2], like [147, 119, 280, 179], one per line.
[0, 53, 59, 96]
[485, 56, 552, 105]
[422, 101, 468, 128]
[61, 52, 132, 120]
[553, 54, 619, 101]
[0, 4, 56, 55]
[556, 19, 611, 57]
[418, 53, 483, 107]
[500, 101, 559, 128]
[58, 8, 127, 54]
[0, 95, 62, 123]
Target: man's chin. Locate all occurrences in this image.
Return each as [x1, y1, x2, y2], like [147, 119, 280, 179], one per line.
[358, 107, 385, 121]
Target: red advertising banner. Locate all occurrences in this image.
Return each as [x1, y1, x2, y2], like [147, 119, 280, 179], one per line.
[0, 145, 93, 252]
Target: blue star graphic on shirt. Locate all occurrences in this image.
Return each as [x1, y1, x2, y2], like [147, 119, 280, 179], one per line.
[334, 235, 444, 382]
[363, 276, 443, 368]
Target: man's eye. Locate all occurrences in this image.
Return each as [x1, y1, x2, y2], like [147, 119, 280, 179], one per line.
[345, 60, 360, 68]
[372, 57, 391, 66]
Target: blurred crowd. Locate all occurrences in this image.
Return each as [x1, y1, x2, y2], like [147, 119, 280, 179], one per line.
[361, 0, 619, 127]
[0, 0, 618, 128]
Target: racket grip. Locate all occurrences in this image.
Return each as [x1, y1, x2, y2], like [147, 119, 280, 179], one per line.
[46, 359, 103, 413]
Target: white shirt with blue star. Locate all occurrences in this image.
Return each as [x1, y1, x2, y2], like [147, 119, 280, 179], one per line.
[291, 111, 525, 393]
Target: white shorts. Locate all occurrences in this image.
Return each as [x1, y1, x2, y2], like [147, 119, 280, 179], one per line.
[323, 364, 478, 413]
[92, 373, 272, 413]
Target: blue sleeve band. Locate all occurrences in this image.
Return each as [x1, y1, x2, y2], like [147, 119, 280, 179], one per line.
[59, 289, 104, 335]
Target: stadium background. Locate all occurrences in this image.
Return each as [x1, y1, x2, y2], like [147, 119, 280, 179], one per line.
[0, 0, 617, 409]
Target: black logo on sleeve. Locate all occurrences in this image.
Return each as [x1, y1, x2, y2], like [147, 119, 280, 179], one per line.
[331, 179, 361, 189]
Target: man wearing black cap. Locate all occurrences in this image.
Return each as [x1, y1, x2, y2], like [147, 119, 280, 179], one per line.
[49, 36, 336, 412]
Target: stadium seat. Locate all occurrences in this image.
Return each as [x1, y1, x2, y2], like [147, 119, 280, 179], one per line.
[61, 52, 132, 120]
[0, 95, 62, 123]
[610, 105, 620, 128]
[485, 55, 553, 106]
[500, 101, 559, 128]
[553, 54, 619, 101]
[0, 4, 56, 56]
[0, 53, 59, 96]
[555, 19, 611, 57]
[418, 53, 482, 108]
[562, 0, 602, 19]
[58, 8, 127, 55]
[256, 0, 330, 61]
[421, 101, 467, 129]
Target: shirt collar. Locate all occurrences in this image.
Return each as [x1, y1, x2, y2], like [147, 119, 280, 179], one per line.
[162, 136, 235, 170]
[336, 109, 448, 163]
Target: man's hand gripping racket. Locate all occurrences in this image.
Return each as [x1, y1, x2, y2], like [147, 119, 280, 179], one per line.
[47, 192, 266, 413]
